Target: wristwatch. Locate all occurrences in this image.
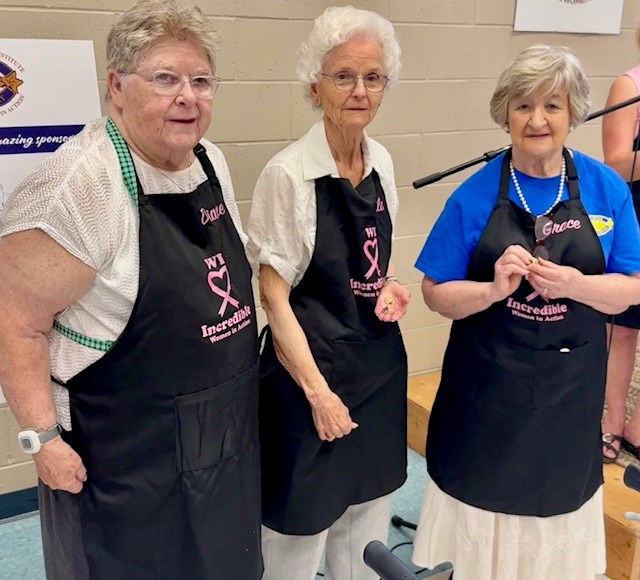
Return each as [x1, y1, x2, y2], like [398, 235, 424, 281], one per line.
[18, 423, 62, 454]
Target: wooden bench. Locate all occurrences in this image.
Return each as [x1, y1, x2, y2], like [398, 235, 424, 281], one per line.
[407, 372, 640, 580]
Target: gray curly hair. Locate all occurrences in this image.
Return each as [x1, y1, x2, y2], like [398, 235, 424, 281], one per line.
[106, 0, 218, 100]
[297, 6, 401, 109]
[490, 44, 591, 130]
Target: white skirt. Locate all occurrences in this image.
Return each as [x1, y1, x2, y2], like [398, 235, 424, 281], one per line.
[412, 479, 606, 580]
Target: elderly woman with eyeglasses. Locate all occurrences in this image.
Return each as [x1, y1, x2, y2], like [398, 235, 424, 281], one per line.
[0, 1, 262, 578]
[247, 6, 410, 579]
[410, 45, 640, 580]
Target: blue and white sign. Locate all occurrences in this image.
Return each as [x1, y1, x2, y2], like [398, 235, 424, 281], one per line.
[0, 39, 101, 403]
[0, 39, 100, 212]
[514, 0, 624, 34]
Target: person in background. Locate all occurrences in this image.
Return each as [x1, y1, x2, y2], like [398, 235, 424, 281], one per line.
[601, 25, 640, 464]
[0, 1, 262, 578]
[247, 6, 410, 580]
[411, 45, 640, 580]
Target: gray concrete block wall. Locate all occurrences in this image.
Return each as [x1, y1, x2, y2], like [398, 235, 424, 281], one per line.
[1, 0, 638, 491]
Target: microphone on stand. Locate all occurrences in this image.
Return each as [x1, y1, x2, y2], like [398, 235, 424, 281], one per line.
[412, 94, 640, 189]
[412, 146, 510, 189]
[585, 94, 640, 122]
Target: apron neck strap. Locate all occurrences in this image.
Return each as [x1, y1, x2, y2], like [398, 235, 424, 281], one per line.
[106, 117, 139, 206]
[499, 146, 580, 202]
[194, 143, 218, 184]
[563, 148, 580, 201]
[106, 117, 209, 204]
[498, 148, 513, 201]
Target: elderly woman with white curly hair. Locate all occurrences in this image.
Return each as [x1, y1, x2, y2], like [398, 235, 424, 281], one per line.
[0, 1, 262, 578]
[247, 6, 410, 579]
[412, 45, 640, 580]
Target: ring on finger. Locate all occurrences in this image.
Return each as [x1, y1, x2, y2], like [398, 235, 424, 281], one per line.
[327, 436, 335, 442]
[542, 288, 549, 296]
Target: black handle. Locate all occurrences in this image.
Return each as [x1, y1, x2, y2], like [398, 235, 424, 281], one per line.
[363, 540, 420, 580]
[624, 463, 640, 493]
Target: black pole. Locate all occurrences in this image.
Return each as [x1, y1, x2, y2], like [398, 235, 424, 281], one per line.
[412, 145, 511, 189]
[413, 94, 640, 189]
[585, 94, 640, 122]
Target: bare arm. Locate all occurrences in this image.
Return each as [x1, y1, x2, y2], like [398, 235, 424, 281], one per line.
[259, 264, 357, 441]
[421, 244, 531, 320]
[422, 277, 500, 320]
[0, 229, 95, 492]
[602, 74, 640, 181]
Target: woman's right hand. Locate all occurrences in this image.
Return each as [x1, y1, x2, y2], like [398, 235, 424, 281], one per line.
[490, 244, 532, 302]
[306, 385, 359, 442]
[33, 436, 88, 494]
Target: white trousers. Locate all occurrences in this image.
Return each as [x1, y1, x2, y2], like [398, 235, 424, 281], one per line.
[262, 494, 392, 580]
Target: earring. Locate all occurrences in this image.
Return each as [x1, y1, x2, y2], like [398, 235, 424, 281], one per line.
[504, 124, 510, 134]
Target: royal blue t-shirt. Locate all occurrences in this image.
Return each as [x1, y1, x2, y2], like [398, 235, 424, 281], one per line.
[415, 151, 640, 282]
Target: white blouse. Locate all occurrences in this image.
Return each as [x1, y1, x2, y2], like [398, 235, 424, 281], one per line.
[0, 117, 245, 430]
[246, 118, 399, 287]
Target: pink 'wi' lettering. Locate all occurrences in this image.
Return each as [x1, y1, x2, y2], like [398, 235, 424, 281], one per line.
[204, 253, 239, 316]
[363, 226, 381, 279]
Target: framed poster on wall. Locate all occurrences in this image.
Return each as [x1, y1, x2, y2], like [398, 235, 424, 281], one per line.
[0, 39, 101, 403]
[514, 0, 624, 34]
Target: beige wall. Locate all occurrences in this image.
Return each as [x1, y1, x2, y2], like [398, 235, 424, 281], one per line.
[1, 0, 639, 492]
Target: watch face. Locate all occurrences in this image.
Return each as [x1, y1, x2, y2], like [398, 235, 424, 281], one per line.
[18, 432, 40, 454]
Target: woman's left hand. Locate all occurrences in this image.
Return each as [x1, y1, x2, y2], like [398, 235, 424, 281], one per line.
[375, 281, 411, 322]
[527, 257, 582, 300]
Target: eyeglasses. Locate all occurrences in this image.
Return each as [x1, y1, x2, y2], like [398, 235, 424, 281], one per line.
[321, 72, 388, 93]
[130, 70, 220, 99]
[532, 215, 553, 260]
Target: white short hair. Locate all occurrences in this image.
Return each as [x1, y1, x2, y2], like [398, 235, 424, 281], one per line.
[297, 6, 401, 109]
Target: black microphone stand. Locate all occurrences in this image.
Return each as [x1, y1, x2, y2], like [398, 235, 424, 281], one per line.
[412, 94, 640, 189]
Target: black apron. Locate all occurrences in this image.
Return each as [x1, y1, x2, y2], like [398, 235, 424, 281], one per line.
[260, 170, 408, 535]
[57, 127, 262, 578]
[426, 149, 607, 516]
[612, 136, 640, 328]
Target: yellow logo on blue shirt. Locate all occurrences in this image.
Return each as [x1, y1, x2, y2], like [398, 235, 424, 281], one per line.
[589, 215, 614, 236]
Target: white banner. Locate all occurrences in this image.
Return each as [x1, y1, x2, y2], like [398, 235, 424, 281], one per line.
[514, 0, 624, 34]
[0, 39, 101, 404]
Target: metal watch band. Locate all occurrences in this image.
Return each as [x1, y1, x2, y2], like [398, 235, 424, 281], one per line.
[38, 423, 62, 445]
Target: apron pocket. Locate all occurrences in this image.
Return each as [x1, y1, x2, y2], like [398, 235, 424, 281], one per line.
[174, 360, 259, 473]
[330, 328, 406, 408]
[472, 335, 535, 408]
[532, 341, 602, 408]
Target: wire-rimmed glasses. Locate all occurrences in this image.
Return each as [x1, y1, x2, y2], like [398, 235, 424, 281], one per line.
[130, 70, 220, 100]
[321, 72, 388, 93]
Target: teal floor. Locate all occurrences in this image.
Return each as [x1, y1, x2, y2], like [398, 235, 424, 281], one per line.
[0, 448, 446, 580]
